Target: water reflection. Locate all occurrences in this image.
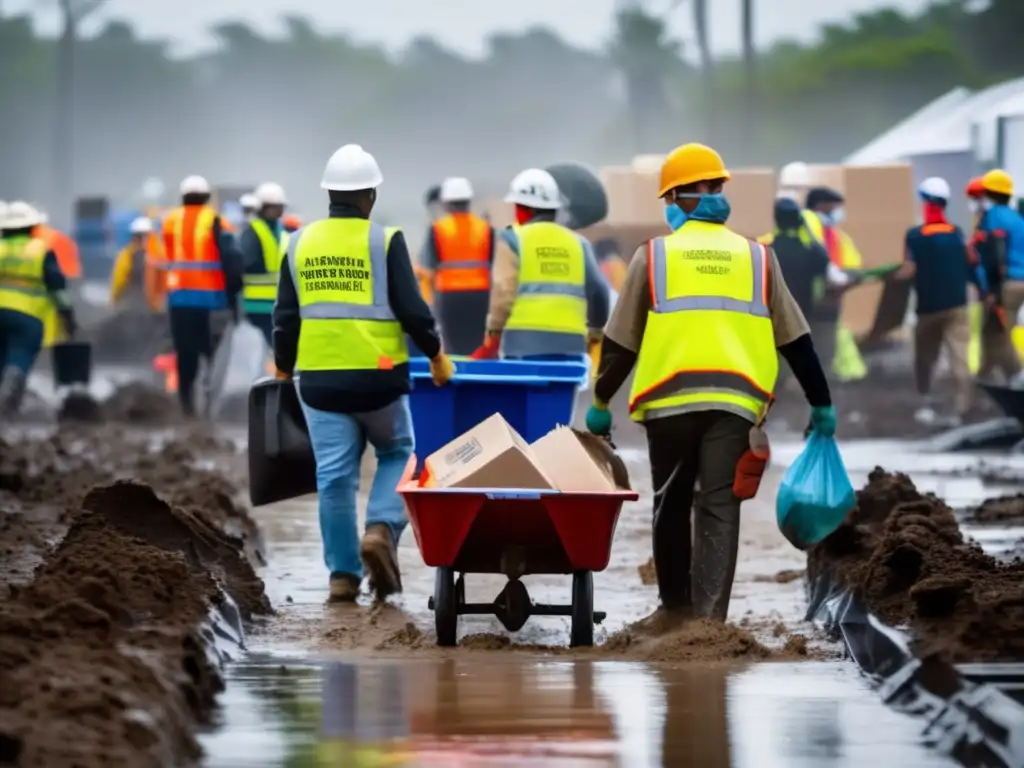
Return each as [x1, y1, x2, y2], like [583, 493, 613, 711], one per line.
[202, 659, 955, 767]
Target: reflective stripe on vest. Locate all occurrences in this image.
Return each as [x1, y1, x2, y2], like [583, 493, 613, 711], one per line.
[628, 223, 778, 423]
[503, 222, 588, 336]
[0, 237, 51, 321]
[433, 213, 492, 292]
[243, 218, 284, 303]
[290, 218, 408, 372]
[162, 206, 225, 293]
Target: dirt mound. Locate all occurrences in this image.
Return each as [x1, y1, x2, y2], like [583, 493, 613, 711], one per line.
[969, 493, 1024, 524]
[598, 611, 774, 662]
[807, 468, 1024, 662]
[57, 383, 181, 426]
[0, 426, 268, 766]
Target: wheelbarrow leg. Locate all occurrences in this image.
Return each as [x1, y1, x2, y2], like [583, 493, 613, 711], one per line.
[434, 567, 459, 647]
[570, 571, 594, 648]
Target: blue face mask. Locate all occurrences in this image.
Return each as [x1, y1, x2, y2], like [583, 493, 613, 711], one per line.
[672, 193, 732, 224]
[664, 204, 688, 231]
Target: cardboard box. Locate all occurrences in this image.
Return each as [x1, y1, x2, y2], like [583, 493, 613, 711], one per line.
[423, 413, 555, 490]
[726, 167, 776, 239]
[530, 426, 624, 493]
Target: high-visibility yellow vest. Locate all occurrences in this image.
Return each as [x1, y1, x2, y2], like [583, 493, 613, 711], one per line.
[504, 221, 587, 337]
[801, 210, 862, 268]
[291, 218, 408, 372]
[0, 236, 51, 321]
[628, 221, 779, 422]
[242, 218, 286, 305]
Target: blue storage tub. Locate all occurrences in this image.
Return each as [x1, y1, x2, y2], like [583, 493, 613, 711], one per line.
[408, 357, 588, 461]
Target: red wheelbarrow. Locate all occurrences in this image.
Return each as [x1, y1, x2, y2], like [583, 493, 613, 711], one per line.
[398, 457, 638, 648]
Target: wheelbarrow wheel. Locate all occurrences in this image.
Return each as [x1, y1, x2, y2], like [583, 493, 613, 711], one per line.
[434, 567, 458, 647]
[570, 571, 594, 648]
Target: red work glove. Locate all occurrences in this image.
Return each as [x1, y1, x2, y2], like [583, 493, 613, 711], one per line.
[469, 333, 501, 360]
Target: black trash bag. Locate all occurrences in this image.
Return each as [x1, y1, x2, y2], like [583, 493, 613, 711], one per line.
[52, 341, 92, 388]
[545, 162, 609, 231]
[248, 377, 317, 506]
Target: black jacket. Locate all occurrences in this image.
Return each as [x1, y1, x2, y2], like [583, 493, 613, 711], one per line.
[273, 204, 441, 414]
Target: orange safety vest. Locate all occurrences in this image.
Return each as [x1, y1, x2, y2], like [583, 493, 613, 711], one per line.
[432, 212, 492, 292]
[32, 225, 81, 279]
[161, 205, 226, 308]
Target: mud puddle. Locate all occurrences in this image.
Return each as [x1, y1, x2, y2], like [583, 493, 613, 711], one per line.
[201, 656, 955, 767]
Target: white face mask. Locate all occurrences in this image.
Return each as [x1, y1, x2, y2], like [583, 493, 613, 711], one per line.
[982, 198, 995, 211]
[830, 206, 846, 224]
[968, 199, 980, 214]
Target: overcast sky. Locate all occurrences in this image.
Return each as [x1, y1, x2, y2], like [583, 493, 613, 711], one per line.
[9, 0, 934, 58]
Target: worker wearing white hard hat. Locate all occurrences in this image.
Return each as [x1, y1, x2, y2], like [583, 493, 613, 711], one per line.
[0, 201, 77, 415]
[109, 216, 166, 317]
[418, 176, 495, 354]
[469, 168, 609, 361]
[161, 174, 244, 416]
[894, 175, 987, 422]
[238, 182, 290, 345]
[239, 193, 259, 222]
[271, 143, 451, 604]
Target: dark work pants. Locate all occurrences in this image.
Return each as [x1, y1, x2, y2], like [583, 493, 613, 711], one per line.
[434, 290, 489, 356]
[169, 307, 218, 414]
[646, 410, 750, 621]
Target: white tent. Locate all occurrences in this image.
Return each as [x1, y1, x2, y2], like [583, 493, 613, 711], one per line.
[845, 77, 1024, 165]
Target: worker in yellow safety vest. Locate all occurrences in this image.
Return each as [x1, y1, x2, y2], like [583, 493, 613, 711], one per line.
[470, 167, 609, 361]
[272, 144, 453, 603]
[240, 182, 290, 346]
[585, 144, 835, 621]
[0, 201, 77, 415]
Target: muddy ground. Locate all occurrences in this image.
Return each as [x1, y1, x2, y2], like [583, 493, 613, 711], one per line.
[0, 425, 267, 767]
[808, 468, 1024, 662]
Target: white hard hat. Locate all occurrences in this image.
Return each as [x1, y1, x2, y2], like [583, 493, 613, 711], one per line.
[320, 144, 383, 191]
[2, 201, 43, 229]
[179, 175, 211, 196]
[129, 216, 153, 235]
[504, 168, 562, 210]
[255, 182, 287, 206]
[779, 161, 811, 188]
[239, 193, 259, 210]
[918, 176, 951, 201]
[440, 177, 474, 203]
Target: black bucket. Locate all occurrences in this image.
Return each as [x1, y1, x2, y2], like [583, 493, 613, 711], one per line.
[248, 377, 317, 506]
[977, 382, 1024, 426]
[52, 341, 92, 388]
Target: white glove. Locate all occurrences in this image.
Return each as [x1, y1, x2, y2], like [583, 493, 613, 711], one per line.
[826, 262, 851, 288]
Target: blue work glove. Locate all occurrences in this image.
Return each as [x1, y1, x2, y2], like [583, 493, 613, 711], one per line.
[585, 402, 612, 436]
[809, 405, 837, 437]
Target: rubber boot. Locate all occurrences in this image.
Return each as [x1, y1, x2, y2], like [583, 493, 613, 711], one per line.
[360, 523, 402, 601]
[690, 501, 741, 621]
[0, 367, 27, 417]
[328, 572, 360, 603]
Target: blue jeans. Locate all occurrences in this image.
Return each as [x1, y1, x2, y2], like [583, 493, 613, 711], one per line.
[298, 393, 414, 578]
[0, 309, 45, 373]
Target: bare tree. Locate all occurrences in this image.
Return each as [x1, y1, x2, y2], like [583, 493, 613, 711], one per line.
[741, 0, 755, 146]
[50, 0, 106, 229]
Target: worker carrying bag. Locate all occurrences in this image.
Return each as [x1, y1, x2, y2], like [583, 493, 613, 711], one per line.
[248, 376, 317, 506]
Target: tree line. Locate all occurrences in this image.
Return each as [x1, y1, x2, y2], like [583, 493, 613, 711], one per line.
[0, 0, 1020, 226]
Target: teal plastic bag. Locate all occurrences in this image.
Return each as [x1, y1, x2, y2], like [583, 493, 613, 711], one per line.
[776, 432, 856, 550]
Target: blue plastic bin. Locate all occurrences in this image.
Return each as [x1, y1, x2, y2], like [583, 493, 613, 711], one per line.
[408, 357, 588, 461]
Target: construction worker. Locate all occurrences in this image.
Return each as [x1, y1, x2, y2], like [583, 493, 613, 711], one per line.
[974, 168, 1024, 382]
[240, 193, 259, 223]
[895, 177, 984, 422]
[419, 177, 494, 355]
[587, 144, 834, 622]
[272, 144, 452, 603]
[240, 182, 288, 346]
[471, 168, 609, 361]
[0, 201, 77, 415]
[110, 217, 166, 311]
[161, 175, 244, 416]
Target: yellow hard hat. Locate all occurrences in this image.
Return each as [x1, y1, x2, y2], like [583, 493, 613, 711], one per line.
[981, 168, 1013, 197]
[658, 143, 731, 197]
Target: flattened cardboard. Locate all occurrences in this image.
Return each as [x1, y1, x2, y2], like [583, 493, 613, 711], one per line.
[423, 413, 555, 490]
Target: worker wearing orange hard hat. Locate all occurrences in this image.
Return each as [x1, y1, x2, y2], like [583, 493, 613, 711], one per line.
[586, 143, 833, 622]
[971, 169, 1024, 381]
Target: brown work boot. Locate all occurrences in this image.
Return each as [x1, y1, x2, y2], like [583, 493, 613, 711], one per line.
[360, 524, 402, 601]
[327, 572, 360, 603]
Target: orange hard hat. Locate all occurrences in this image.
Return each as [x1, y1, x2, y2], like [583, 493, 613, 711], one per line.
[965, 177, 985, 198]
[283, 213, 302, 230]
[658, 143, 731, 197]
[981, 168, 1013, 197]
